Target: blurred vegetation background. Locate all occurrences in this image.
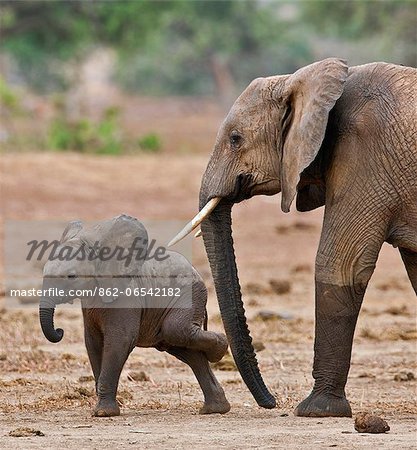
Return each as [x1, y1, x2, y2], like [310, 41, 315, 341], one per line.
[0, 0, 416, 154]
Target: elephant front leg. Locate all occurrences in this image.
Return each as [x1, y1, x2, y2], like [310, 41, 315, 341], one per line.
[84, 328, 103, 395]
[295, 282, 364, 417]
[295, 205, 385, 417]
[93, 339, 134, 417]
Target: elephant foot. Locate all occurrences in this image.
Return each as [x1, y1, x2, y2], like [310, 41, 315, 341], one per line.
[294, 391, 352, 417]
[93, 400, 121, 417]
[205, 334, 228, 363]
[199, 396, 231, 415]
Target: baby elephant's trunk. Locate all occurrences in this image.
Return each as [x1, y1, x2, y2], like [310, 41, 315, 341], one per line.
[39, 297, 64, 343]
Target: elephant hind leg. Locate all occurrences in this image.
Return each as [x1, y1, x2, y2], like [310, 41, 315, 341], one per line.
[161, 316, 228, 363]
[166, 347, 230, 414]
[187, 327, 229, 363]
[399, 247, 417, 294]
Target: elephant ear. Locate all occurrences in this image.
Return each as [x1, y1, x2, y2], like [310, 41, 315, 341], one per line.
[279, 58, 348, 212]
[60, 220, 83, 243]
[92, 214, 148, 303]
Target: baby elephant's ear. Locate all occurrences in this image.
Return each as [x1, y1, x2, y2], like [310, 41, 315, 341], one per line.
[95, 215, 149, 303]
[60, 220, 83, 243]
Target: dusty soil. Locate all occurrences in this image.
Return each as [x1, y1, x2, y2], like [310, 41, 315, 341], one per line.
[0, 153, 416, 449]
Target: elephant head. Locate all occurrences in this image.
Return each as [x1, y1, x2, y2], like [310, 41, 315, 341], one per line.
[40, 214, 148, 343]
[169, 58, 348, 408]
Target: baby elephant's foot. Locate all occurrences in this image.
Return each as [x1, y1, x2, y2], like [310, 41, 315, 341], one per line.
[93, 400, 120, 417]
[199, 397, 231, 415]
[205, 333, 228, 363]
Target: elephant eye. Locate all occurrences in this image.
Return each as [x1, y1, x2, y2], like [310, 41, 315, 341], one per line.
[230, 131, 242, 148]
[67, 273, 77, 279]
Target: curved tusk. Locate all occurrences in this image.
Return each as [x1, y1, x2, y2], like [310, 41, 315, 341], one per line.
[194, 229, 202, 238]
[167, 197, 221, 247]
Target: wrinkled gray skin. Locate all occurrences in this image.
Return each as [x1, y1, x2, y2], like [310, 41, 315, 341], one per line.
[40, 215, 230, 417]
[198, 59, 416, 416]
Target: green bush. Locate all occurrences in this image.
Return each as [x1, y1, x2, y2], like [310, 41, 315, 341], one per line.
[95, 107, 122, 155]
[48, 118, 73, 150]
[137, 133, 161, 153]
[0, 76, 19, 112]
[47, 107, 122, 154]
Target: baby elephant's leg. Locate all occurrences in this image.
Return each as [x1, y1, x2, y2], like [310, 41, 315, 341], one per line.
[163, 317, 228, 363]
[93, 348, 127, 417]
[93, 334, 136, 417]
[84, 327, 103, 394]
[190, 327, 228, 363]
[167, 347, 230, 414]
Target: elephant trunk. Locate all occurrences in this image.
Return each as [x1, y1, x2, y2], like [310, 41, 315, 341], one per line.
[200, 201, 276, 408]
[39, 296, 64, 343]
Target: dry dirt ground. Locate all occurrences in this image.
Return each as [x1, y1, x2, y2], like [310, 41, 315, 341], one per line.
[0, 153, 416, 449]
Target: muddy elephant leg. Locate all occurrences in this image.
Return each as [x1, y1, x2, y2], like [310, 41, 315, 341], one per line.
[84, 327, 103, 394]
[295, 207, 385, 417]
[93, 335, 135, 417]
[399, 247, 417, 294]
[167, 347, 230, 414]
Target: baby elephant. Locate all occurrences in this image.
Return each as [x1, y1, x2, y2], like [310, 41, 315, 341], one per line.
[39, 214, 230, 416]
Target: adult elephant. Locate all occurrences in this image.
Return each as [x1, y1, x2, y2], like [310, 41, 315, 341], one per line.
[169, 58, 416, 417]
